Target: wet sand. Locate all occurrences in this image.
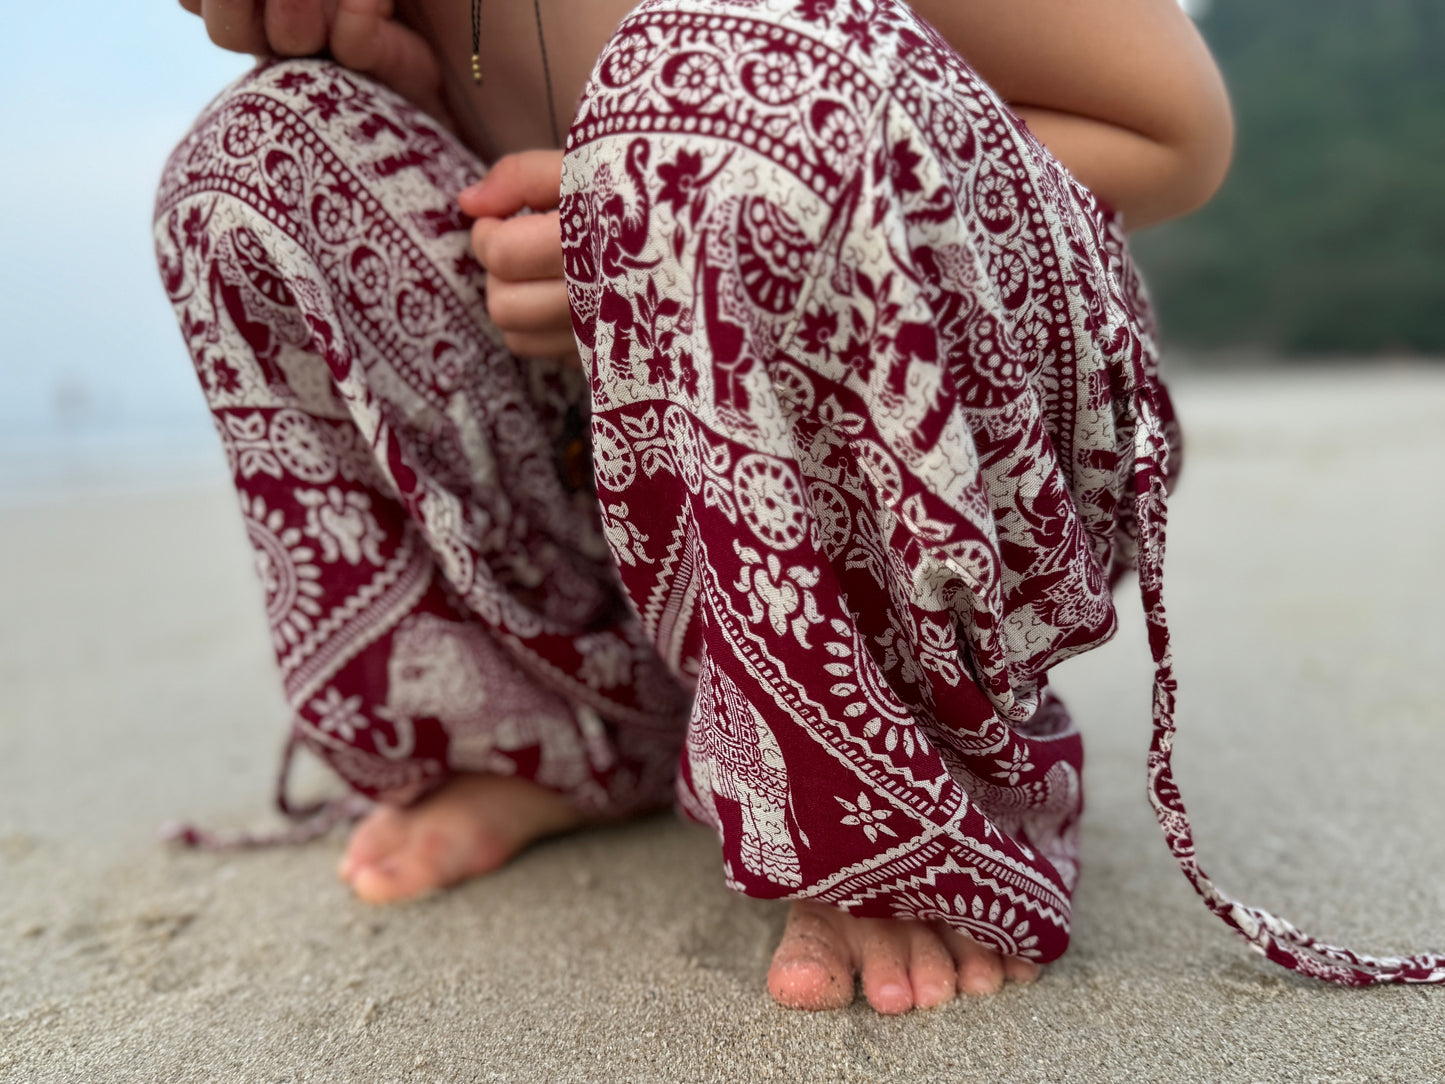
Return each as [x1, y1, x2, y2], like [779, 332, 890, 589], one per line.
[3, 365, 1444, 1083]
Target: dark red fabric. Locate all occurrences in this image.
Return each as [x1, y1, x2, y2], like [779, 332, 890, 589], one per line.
[154, 0, 1444, 984]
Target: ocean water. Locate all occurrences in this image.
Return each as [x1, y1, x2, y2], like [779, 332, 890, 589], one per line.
[0, 425, 228, 508]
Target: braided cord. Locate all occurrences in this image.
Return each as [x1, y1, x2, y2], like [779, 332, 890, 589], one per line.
[533, 0, 561, 147]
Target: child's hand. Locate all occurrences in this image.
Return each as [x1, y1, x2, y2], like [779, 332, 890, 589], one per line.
[459, 151, 580, 365]
[178, 0, 332, 56]
[177, 0, 447, 127]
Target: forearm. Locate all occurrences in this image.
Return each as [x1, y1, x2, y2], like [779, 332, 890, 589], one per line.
[910, 0, 1233, 232]
[1011, 105, 1230, 231]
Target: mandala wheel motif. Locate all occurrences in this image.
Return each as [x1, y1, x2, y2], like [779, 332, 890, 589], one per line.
[664, 406, 703, 493]
[855, 439, 904, 506]
[247, 519, 298, 626]
[734, 454, 807, 550]
[806, 480, 851, 558]
[270, 409, 338, 483]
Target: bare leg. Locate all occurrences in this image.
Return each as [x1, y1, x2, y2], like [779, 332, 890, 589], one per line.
[337, 773, 590, 903]
[768, 901, 1041, 1014]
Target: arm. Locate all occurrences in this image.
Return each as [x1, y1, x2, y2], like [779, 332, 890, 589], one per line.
[920, 0, 1234, 228]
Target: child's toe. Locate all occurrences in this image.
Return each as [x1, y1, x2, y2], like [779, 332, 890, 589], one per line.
[906, 925, 957, 1009]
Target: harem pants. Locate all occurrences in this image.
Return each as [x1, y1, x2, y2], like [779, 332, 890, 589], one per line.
[155, 0, 1178, 967]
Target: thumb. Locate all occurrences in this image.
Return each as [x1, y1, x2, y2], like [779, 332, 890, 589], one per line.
[458, 150, 566, 218]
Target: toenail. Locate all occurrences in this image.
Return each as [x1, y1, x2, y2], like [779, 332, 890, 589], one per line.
[962, 975, 1002, 996]
[879, 983, 909, 1003]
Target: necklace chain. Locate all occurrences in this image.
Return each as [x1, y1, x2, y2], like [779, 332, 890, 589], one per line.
[471, 0, 561, 149]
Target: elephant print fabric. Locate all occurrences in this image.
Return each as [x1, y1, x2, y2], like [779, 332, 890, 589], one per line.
[561, 0, 1154, 967]
[156, 0, 1444, 984]
[562, 0, 1445, 983]
[155, 54, 693, 820]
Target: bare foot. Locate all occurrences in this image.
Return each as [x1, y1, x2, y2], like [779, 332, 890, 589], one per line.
[336, 773, 587, 903]
[767, 900, 1041, 1014]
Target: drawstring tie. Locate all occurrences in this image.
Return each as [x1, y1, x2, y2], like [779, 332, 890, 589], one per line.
[1129, 372, 1445, 985]
[160, 730, 370, 851]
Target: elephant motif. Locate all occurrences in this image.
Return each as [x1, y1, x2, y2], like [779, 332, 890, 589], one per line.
[688, 663, 802, 888]
[383, 614, 589, 789]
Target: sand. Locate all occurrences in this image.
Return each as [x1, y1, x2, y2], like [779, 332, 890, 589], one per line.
[3, 365, 1444, 1083]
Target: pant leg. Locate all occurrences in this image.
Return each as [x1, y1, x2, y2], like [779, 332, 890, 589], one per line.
[562, 0, 1171, 963]
[154, 59, 689, 815]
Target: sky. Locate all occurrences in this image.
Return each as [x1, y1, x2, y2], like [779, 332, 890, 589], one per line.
[0, 4, 250, 446]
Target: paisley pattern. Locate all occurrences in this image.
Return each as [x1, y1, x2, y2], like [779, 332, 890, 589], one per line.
[561, 0, 1444, 982]
[563, 0, 1137, 965]
[155, 58, 691, 817]
[154, 0, 1444, 984]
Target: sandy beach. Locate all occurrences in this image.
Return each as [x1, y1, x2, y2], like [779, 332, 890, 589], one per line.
[3, 365, 1443, 1083]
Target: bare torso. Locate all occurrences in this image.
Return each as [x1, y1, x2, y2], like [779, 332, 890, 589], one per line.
[398, 0, 641, 162]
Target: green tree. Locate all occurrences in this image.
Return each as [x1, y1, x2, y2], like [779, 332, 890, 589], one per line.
[1131, 0, 1445, 354]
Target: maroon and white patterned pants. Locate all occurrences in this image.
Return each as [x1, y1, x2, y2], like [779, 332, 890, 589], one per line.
[159, 0, 1442, 983]
[154, 0, 1163, 968]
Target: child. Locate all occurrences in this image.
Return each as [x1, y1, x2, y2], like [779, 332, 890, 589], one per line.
[164, 0, 1439, 1011]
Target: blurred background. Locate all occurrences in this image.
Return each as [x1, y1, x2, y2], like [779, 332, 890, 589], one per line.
[0, 0, 1440, 503]
[1136, 0, 1445, 358]
[0, 6, 249, 502]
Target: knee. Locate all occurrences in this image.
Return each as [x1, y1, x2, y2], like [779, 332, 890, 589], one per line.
[154, 55, 485, 368]
[156, 57, 473, 245]
[161, 59, 369, 194]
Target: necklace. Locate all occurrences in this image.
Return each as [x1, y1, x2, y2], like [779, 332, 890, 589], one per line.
[470, 0, 562, 149]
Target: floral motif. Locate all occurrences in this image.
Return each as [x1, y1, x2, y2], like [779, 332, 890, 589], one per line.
[600, 501, 654, 567]
[661, 52, 725, 108]
[309, 686, 369, 742]
[658, 148, 708, 213]
[992, 744, 1035, 786]
[741, 45, 809, 105]
[836, 792, 897, 843]
[219, 411, 283, 480]
[732, 540, 824, 648]
[240, 492, 324, 652]
[296, 486, 386, 566]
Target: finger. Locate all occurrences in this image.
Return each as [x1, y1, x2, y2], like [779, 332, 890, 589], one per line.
[852, 919, 915, 1015]
[486, 279, 573, 336]
[458, 150, 566, 218]
[331, 0, 443, 113]
[264, 0, 332, 56]
[470, 214, 564, 281]
[938, 926, 1006, 997]
[498, 330, 580, 360]
[179, 0, 203, 15]
[201, 0, 268, 53]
